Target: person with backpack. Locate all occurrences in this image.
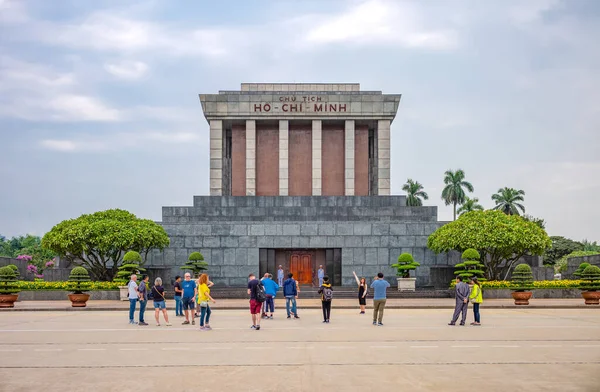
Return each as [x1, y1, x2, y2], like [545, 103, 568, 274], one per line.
[261, 273, 279, 319]
[318, 276, 333, 323]
[247, 273, 265, 330]
[283, 273, 300, 319]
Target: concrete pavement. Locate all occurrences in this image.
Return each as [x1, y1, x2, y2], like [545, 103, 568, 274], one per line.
[0, 308, 599, 391]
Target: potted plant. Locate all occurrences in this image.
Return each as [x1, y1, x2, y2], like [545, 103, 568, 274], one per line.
[510, 263, 534, 305]
[181, 252, 208, 278]
[67, 266, 91, 307]
[0, 266, 20, 308]
[114, 251, 145, 301]
[391, 253, 420, 291]
[579, 265, 600, 305]
[573, 262, 591, 278]
[453, 249, 486, 281]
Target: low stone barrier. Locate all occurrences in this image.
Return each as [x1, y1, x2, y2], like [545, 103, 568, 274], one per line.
[17, 290, 119, 301]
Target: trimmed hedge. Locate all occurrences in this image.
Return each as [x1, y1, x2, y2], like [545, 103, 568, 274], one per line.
[450, 280, 582, 289]
[14, 281, 120, 291]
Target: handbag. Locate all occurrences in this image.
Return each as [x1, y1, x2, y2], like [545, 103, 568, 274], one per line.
[199, 301, 209, 308]
[153, 286, 166, 302]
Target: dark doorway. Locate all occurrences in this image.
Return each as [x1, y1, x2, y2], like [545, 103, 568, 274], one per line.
[259, 248, 341, 286]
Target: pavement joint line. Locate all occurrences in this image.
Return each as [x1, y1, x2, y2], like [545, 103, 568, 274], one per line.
[451, 345, 480, 348]
[410, 346, 438, 348]
[118, 348, 148, 351]
[160, 347, 190, 351]
[286, 346, 314, 349]
[369, 345, 396, 349]
[327, 346, 354, 349]
[33, 348, 62, 352]
[532, 345, 562, 348]
[77, 348, 106, 351]
[491, 345, 520, 348]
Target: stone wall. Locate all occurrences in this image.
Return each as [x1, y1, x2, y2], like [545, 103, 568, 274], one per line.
[563, 254, 600, 279]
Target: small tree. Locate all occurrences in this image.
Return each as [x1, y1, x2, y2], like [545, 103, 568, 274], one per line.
[0, 266, 20, 295]
[391, 253, 420, 278]
[114, 251, 146, 284]
[181, 252, 208, 277]
[453, 249, 486, 281]
[579, 265, 600, 292]
[511, 264, 534, 292]
[68, 267, 91, 294]
[573, 262, 591, 278]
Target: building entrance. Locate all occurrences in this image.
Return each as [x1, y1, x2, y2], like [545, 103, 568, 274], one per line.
[290, 253, 313, 285]
[259, 248, 342, 286]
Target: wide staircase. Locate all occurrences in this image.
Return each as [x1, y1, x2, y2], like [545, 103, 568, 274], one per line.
[208, 286, 452, 299]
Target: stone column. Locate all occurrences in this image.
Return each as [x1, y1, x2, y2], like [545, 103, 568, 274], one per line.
[345, 120, 355, 196]
[246, 120, 256, 196]
[279, 120, 289, 196]
[312, 120, 322, 196]
[377, 120, 391, 195]
[210, 120, 223, 196]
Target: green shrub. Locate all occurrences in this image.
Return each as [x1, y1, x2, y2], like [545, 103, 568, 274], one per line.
[15, 281, 120, 291]
[579, 265, 600, 292]
[0, 266, 20, 294]
[453, 248, 486, 281]
[391, 253, 421, 278]
[556, 251, 600, 273]
[68, 266, 91, 294]
[573, 263, 591, 278]
[510, 264, 534, 292]
[6, 264, 20, 279]
[450, 279, 581, 289]
[181, 252, 208, 277]
[114, 251, 145, 284]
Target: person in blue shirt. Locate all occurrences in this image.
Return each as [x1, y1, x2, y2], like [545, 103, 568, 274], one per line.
[370, 272, 390, 326]
[283, 273, 300, 319]
[261, 273, 279, 319]
[180, 273, 197, 325]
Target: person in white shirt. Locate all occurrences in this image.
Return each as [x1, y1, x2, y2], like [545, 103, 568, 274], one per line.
[277, 265, 284, 286]
[127, 274, 139, 324]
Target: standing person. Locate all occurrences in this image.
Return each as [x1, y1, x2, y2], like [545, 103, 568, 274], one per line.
[247, 273, 263, 330]
[469, 277, 483, 326]
[173, 275, 183, 317]
[138, 275, 149, 326]
[449, 276, 470, 326]
[352, 271, 368, 314]
[181, 273, 198, 325]
[317, 265, 325, 287]
[283, 273, 300, 319]
[260, 273, 269, 319]
[318, 276, 333, 323]
[277, 265, 284, 286]
[262, 273, 279, 319]
[152, 277, 171, 326]
[127, 274, 139, 324]
[370, 272, 390, 326]
[198, 274, 216, 331]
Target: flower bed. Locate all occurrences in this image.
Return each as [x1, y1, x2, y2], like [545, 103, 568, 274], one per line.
[450, 280, 582, 289]
[15, 281, 120, 291]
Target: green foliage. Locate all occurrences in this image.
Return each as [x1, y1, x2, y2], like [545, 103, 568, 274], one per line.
[450, 279, 581, 289]
[579, 265, 600, 291]
[492, 187, 526, 216]
[428, 210, 551, 280]
[0, 266, 20, 294]
[457, 197, 484, 216]
[0, 234, 56, 272]
[6, 264, 19, 279]
[510, 264, 534, 291]
[68, 266, 91, 294]
[581, 239, 600, 252]
[453, 248, 486, 281]
[41, 209, 170, 281]
[544, 236, 584, 266]
[402, 179, 429, 207]
[441, 169, 474, 221]
[555, 251, 600, 273]
[573, 263, 591, 278]
[114, 251, 145, 284]
[181, 252, 208, 276]
[15, 281, 120, 290]
[522, 215, 546, 230]
[391, 253, 421, 278]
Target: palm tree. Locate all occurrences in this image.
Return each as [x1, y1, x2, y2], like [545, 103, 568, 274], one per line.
[457, 197, 484, 216]
[402, 179, 429, 206]
[441, 169, 474, 220]
[492, 187, 526, 215]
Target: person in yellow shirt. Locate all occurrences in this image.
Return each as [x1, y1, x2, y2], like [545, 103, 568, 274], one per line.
[469, 277, 483, 326]
[197, 274, 216, 331]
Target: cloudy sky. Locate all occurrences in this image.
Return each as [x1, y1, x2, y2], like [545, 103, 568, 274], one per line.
[0, 0, 598, 242]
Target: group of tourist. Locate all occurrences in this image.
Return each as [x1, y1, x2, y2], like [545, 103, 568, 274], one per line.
[126, 270, 484, 329]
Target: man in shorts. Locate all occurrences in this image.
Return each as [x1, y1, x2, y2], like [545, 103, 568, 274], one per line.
[181, 273, 197, 325]
[247, 273, 262, 330]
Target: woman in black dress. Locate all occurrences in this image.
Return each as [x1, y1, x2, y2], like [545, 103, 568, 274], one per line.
[352, 271, 368, 314]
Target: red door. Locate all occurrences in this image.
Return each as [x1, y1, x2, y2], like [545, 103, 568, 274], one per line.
[290, 254, 312, 284]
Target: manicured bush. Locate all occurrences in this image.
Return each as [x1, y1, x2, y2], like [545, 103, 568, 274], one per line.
[114, 251, 145, 284]
[181, 252, 208, 277]
[556, 251, 600, 273]
[0, 266, 20, 294]
[510, 264, 534, 291]
[391, 253, 421, 278]
[68, 266, 91, 294]
[453, 248, 486, 281]
[450, 279, 582, 289]
[6, 264, 20, 279]
[579, 265, 600, 292]
[573, 262, 591, 278]
[15, 281, 120, 291]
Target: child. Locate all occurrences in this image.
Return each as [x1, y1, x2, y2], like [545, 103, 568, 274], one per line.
[318, 276, 333, 323]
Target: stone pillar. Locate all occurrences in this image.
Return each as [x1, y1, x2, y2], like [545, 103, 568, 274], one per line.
[345, 120, 355, 196]
[279, 120, 289, 196]
[377, 120, 391, 195]
[312, 120, 322, 196]
[210, 120, 223, 196]
[246, 120, 256, 196]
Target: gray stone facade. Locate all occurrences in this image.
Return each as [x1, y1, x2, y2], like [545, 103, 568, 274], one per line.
[146, 196, 459, 287]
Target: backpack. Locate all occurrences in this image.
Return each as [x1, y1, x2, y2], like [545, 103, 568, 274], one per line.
[322, 286, 333, 301]
[255, 282, 266, 303]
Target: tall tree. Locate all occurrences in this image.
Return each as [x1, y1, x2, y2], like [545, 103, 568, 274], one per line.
[441, 169, 474, 221]
[457, 197, 484, 216]
[402, 179, 429, 207]
[492, 187, 526, 215]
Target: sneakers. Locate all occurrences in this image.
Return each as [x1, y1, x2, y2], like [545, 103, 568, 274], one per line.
[156, 323, 161, 326]
[204, 325, 212, 331]
[129, 320, 136, 325]
[255, 325, 261, 330]
[294, 315, 300, 319]
[199, 326, 206, 331]
[373, 321, 377, 325]
[377, 322, 383, 326]
[166, 323, 172, 326]
[251, 325, 257, 329]
[360, 311, 365, 314]
[269, 315, 274, 319]
[138, 322, 148, 326]
[287, 315, 291, 319]
[192, 320, 195, 325]
[323, 320, 327, 323]
[182, 320, 190, 325]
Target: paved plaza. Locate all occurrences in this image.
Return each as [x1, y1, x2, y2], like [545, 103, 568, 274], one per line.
[0, 307, 599, 392]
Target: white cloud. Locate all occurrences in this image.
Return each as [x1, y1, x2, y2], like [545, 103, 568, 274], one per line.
[104, 60, 148, 80]
[40, 139, 106, 152]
